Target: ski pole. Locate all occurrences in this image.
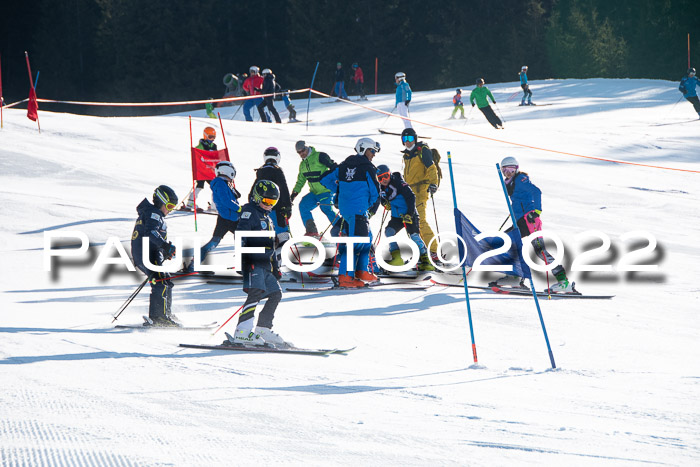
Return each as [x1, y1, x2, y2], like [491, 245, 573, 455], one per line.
[462, 105, 474, 127]
[211, 303, 245, 336]
[430, 192, 440, 234]
[379, 105, 397, 130]
[494, 101, 507, 124]
[497, 214, 510, 231]
[112, 277, 149, 323]
[230, 102, 243, 120]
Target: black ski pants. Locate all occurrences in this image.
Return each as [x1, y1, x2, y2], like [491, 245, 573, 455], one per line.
[148, 271, 173, 320]
[258, 97, 281, 123]
[686, 96, 700, 113]
[479, 105, 502, 128]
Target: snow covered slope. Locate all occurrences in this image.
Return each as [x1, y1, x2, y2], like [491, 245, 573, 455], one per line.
[1, 79, 699, 465]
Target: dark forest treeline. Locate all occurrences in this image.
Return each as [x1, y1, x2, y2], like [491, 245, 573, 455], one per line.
[2, 0, 698, 115]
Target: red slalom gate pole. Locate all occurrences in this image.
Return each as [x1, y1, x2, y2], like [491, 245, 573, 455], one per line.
[374, 57, 378, 95]
[212, 304, 245, 336]
[25, 51, 40, 132]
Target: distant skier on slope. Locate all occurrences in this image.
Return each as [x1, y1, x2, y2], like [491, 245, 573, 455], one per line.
[470, 78, 503, 129]
[130, 186, 180, 327]
[226, 180, 291, 347]
[450, 89, 465, 119]
[257, 69, 282, 123]
[242, 66, 264, 122]
[376, 164, 434, 271]
[333, 62, 349, 100]
[492, 156, 574, 294]
[395, 72, 413, 129]
[519, 66, 533, 106]
[679, 67, 700, 118]
[351, 62, 366, 100]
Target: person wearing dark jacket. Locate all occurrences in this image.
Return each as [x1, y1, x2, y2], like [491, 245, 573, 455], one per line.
[249, 147, 292, 245]
[679, 67, 700, 118]
[257, 69, 282, 123]
[130, 185, 179, 326]
[321, 137, 380, 287]
[226, 180, 290, 347]
[333, 62, 349, 100]
[376, 165, 434, 271]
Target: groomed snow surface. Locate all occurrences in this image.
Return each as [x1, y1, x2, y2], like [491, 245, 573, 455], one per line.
[1, 79, 699, 465]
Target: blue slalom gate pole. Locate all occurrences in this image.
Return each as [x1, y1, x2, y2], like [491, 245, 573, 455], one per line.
[306, 62, 319, 131]
[34, 71, 40, 90]
[447, 151, 478, 363]
[496, 163, 556, 369]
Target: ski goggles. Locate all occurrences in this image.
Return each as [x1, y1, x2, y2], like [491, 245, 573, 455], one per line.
[501, 166, 518, 178]
[377, 171, 390, 182]
[261, 197, 278, 207]
[165, 202, 177, 211]
[401, 135, 415, 143]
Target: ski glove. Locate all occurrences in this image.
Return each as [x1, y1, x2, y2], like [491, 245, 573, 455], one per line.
[526, 210, 540, 223]
[290, 192, 298, 203]
[380, 197, 391, 209]
[405, 100, 411, 106]
[428, 184, 438, 194]
[164, 243, 177, 260]
[401, 214, 413, 224]
[279, 206, 292, 220]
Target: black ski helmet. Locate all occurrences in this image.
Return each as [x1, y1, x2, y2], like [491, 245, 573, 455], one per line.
[476, 78, 485, 85]
[688, 67, 696, 76]
[251, 180, 280, 206]
[401, 127, 417, 142]
[456, 88, 462, 94]
[153, 185, 178, 210]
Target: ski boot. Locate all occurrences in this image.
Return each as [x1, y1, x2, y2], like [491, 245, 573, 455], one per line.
[417, 253, 436, 271]
[545, 280, 575, 294]
[148, 316, 181, 328]
[387, 250, 404, 267]
[256, 326, 292, 348]
[337, 274, 366, 288]
[356, 270, 379, 283]
[227, 325, 265, 346]
[488, 275, 528, 290]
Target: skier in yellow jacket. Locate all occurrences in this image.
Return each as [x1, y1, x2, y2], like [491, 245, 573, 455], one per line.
[400, 128, 439, 258]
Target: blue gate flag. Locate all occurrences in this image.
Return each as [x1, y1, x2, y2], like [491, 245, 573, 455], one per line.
[454, 208, 532, 279]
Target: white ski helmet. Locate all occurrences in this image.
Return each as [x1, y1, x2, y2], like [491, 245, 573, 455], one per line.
[501, 156, 519, 168]
[215, 161, 236, 180]
[249, 65, 260, 74]
[262, 68, 272, 76]
[263, 147, 281, 165]
[521, 65, 528, 71]
[395, 72, 406, 81]
[355, 137, 381, 155]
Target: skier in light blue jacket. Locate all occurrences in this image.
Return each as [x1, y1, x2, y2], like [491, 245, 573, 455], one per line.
[395, 72, 413, 129]
[519, 66, 533, 106]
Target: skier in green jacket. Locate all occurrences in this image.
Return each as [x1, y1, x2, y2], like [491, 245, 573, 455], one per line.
[290, 140, 339, 237]
[470, 78, 503, 129]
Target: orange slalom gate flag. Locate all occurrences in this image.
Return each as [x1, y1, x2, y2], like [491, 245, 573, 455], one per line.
[191, 148, 230, 181]
[27, 86, 38, 121]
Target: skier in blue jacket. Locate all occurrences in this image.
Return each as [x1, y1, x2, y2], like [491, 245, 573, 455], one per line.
[322, 138, 381, 287]
[519, 66, 533, 106]
[679, 67, 700, 118]
[395, 72, 413, 129]
[185, 161, 241, 273]
[494, 156, 574, 294]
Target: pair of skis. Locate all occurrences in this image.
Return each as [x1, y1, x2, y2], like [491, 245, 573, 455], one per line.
[430, 280, 614, 299]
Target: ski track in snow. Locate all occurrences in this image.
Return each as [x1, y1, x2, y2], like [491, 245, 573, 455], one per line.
[1, 78, 700, 465]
